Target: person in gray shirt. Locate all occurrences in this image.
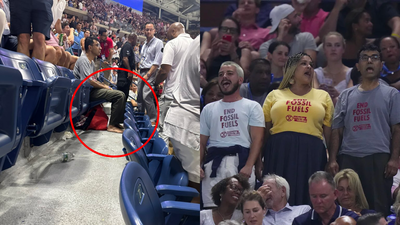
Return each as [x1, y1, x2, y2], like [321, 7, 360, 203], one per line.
[258, 4, 317, 61]
[73, 37, 125, 133]
[240, 58, 272, 106]
[327, 44, 400, 216]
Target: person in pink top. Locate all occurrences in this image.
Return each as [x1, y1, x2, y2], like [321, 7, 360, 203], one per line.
[300, 0, 329, 43]
[233, 0, 274, 51]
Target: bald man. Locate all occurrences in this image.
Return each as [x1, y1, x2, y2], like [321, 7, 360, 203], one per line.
[330, 216, 357, 225]
[154, 22, 193, 134]
[117, 33, 137, 103]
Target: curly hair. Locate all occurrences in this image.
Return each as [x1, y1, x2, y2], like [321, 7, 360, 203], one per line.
[211, 174, 250, 206]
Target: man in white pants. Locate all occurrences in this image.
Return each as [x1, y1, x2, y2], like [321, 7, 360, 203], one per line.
[200, 61, 265, 208]
[163, 35, 201, 202]
[154, 22, 193, 134]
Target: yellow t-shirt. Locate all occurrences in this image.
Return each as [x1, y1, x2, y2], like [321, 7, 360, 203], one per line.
[263, 88, 334, 140]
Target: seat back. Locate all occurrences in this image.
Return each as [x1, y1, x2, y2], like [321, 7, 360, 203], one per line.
[119, 161, 164, 225]
[157, 155, 189, 187]
[0, 65, 23, 158]
[122, 129, 149, 172]
[57, 66, 81, 119]
[151, 138, 168, 155]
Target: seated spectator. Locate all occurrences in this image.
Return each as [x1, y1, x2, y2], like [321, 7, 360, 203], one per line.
[378, 36, 400, 90]
[259, 4, 317, 62]
[257, 174, 311, 225]
[80, 30, 91, 56]
[341, 9, 374, 68]
[331, 216, 357, 225]
[205, 17, 251, 81]
[356, 213, 387, 225]
[128, 82, 137, 107]
[300, 0, 328, 43]
[71, 21, 84, 56]
[200, 175, 250, 225]
[224, 1, 273, 28]
[266, 41, 290, 83]
[111, 66, 118, 85]
[239, 191, 267, 225]
[231, 0, 273, 51]
[218, 220, 240, 225]
[73, 37, 125, 133]
[293, 171, 359, 224]
[313, 32, 353, 105]
[200, 78, 223, 112]
[319, 0, 400, 41]
[239, 58, 272, 106]
[334, 169, 375, 216]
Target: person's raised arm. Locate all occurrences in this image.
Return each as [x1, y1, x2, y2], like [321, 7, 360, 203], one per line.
[318, 0, 347, 40]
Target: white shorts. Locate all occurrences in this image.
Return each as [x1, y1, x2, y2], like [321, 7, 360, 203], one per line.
[201, 155, 255, 208]
[170, 138, 200, 183]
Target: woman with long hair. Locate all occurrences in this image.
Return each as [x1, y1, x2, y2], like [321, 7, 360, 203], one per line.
[334, 169, 375, 216]
[240, 191, 267, 225]
[342, 9, 374, 68]
[266, 41, 290, 83]
[262, 52, 334, 205]
[206, 17, 252, 81]
[200, 175, 250, 225]
[314, 32, 353, 105]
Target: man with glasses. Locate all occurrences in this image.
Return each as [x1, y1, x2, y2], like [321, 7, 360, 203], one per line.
[73, 37, 125, 133]
[327, 44, 400, 216]
[137, 22, 163, 126]
[97, 27, 114, 81]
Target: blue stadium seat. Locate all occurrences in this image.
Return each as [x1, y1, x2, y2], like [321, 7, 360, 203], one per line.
[0, 48, 46, 170]
[125, 106, 150, 122]
[125, 101, 144, 116]
[122, 129, 198, 203]
[0, 65, 23, 170]
[124, 111, 151, 128]
[57, 66, 82, 119]
[123, 118, 158, 140]
[29, 58, 70, 142]
[122, 128, 166, 156]
[119, 161, 200, 225]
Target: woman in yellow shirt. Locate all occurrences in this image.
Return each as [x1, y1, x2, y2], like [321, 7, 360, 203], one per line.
[262, 52, 334, 206]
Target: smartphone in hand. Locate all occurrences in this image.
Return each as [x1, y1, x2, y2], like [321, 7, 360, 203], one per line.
[222, 34, 232, 42]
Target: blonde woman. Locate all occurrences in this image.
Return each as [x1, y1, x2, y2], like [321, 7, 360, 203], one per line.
[313, 32, 353, 105]
[240, 191, 267, 225]
[262, 52, 334, 206]
[334, 169, 375, 216]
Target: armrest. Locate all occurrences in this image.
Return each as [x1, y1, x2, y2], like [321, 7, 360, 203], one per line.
[161, 201, 200, 217]
[146, 153, 167, 161]
[156, 185, 199, 198]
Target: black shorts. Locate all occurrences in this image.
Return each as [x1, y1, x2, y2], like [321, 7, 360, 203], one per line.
[9, 0, 53, 40]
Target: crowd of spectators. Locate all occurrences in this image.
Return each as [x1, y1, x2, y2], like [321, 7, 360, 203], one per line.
[66, 0, 199, 41]
[200, 0, 400, 224]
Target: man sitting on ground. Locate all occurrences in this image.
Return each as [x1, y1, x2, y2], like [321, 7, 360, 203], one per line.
[73, 37, 125, 133]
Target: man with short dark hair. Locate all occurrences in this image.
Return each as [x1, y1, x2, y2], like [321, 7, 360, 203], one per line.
[137, 22, 163, 126]
[97, 27, 114, 80]
[73, 37, 125, 133]
[293, 171, 359, 224]
[71, 21, 84, 56]
[239, 58, 272, 106]
[357, 213, 387, 225]
[327, 44, 400, 216]
[117, 33, 137, 103]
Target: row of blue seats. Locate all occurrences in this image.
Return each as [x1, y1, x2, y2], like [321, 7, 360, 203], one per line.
[0, 48, 105, 172]
[120, 104, 200, 224]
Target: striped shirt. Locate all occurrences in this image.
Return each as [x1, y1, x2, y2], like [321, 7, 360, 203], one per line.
[139, 36, 163, 69]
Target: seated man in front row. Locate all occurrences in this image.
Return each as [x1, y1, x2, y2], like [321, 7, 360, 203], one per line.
[73, 37, 125, 133]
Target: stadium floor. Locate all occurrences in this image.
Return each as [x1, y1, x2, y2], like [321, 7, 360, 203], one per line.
[0, 125, 126, 224]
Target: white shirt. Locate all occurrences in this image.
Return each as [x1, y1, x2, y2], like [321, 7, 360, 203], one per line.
[51, 0, 66, 29]
[200, 98, 265, 148]
[200, 209, 243, 225]
[164, 36, 200, 150]
[161, 33, 193, 99]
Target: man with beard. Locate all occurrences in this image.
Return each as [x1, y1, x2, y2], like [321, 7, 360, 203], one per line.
[259, 4, 317, 62]
[239, 58, 272, 106]
[293, 171, 359, 224]
[326, 44, 400, 216]
[257, 174, 310, 225]
[200, 61, 265, 208]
